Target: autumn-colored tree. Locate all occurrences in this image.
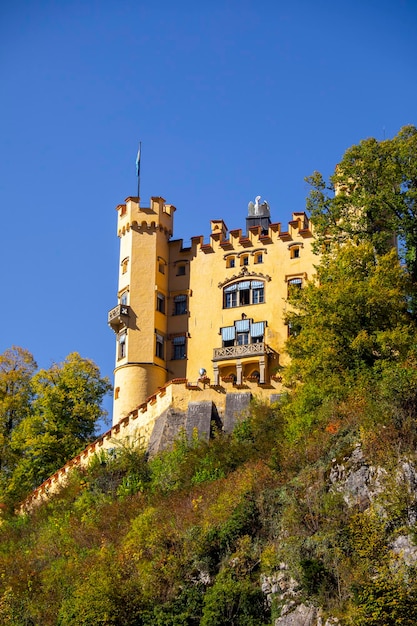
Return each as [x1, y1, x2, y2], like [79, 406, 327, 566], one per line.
[7, 352, 111, 502]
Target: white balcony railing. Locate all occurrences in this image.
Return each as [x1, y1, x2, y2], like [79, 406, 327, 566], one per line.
[213, 342, 269, 361]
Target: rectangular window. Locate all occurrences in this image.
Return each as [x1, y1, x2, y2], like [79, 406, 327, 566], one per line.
[118, 332, 126, 360]
[173, 294, 187, 315]
[252, 287, 264, 304]
[237, 332, 249, 345]
[221, 326, 236, 347]
[172, 336, 186, 360]
[239, 289, 250, 305]
[176, 265, 186, 276]
[250, 321, 265, 343]
[225, 290, 237, 308]
[157, 293, 165, 314]
[238, 281, 250, 306]
[156, 334, 164, 359]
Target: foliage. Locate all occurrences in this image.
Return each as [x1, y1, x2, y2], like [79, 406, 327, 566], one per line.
[200, 569, 269, 626]
[285, 243, 413, 387]
[0, 349, 111, 506]
[3, 131, 417, 623]
[306, 125, 417, 312]
[0, 346, 36, 477]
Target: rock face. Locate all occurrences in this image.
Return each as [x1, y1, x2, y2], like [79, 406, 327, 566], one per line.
[261, 567, 339, 626]
[275, 603, 318, 625]
[267, 447, 417, 625]
[391, 534, 417, 566]
[328, 444, 386, 509]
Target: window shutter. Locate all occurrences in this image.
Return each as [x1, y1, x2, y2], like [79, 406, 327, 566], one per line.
[250, 321, 265, 337]
[221, 326, 236, 341]
[235, 319, 250, 332]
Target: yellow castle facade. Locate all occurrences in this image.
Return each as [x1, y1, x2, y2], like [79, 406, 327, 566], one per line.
[108, 195, 318, 427]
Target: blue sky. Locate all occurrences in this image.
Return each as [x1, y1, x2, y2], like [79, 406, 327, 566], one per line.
[1, 0, 416, 428]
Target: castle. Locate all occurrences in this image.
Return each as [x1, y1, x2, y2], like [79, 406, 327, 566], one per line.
[20, 192, 318, 511]
[107, 194, 317, 438]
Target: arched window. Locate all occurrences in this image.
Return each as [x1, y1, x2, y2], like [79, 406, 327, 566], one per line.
[223, 280, 265, 308]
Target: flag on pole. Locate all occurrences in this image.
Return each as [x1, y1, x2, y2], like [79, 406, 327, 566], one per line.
[135, 143, 141, 177]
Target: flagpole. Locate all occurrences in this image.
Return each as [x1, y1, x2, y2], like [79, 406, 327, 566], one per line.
[136, 142, 141, 199]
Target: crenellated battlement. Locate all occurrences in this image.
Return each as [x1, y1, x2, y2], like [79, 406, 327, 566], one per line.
[117, 196, 175, 237]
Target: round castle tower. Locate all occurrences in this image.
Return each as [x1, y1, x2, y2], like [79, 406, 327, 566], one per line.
[108, 196, 175, 426]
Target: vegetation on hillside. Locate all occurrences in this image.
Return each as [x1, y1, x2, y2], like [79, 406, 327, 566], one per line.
[1, 126, 417, 624]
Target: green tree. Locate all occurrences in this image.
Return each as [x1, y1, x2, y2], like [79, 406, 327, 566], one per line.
[8, 352, 111, 501]
[285, 242, 414, 390]
[0, 347, 36, 475]
[306, 125, 417, 310]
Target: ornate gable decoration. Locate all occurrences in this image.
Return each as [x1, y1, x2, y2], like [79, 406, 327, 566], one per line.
[218, 266, 271, 289]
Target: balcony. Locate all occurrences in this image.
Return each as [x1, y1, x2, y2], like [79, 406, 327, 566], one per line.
[108, 304, 130, 332]
[213, 342, 270, 362]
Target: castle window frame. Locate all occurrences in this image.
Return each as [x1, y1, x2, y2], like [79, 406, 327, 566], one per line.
[120, 290, 128, 306]
[223, 280, 265, 309]
[224, 285, 238, 308]
[121, 257, 129, 274]
[155, 333, 165, 360]
[241, 255, 249, 266]
[288, 242, 303, 259]
[173, 294, 187, 316]
[176, 264, 186, 276]
[254, 252, 263, 264]
[287, 277, 303, 298]
[251, 281, 264, 304]
[156, 292, 166, 314]
[158, 257, 167, 274]
[227, 256, 236, 268]
[117, 331, 127, 360]
[172, 335, 186, 360]
[220, 319, 266, 347]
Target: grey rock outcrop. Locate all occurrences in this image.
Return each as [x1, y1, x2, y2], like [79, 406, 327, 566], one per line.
[329, 444, 386, 508]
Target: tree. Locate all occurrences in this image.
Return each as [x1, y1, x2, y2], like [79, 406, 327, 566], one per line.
[306, 125, 417, 312]
[8, 352, 111, 501]
[285, 243, 414, 390]
[0, 347, 36, 475]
